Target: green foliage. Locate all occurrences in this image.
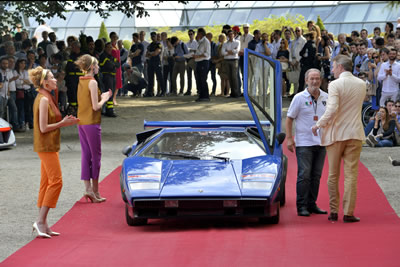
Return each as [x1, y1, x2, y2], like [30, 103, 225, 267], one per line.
[123, 40, 132, 50]
[316, 15, 325, 31]
[157, 14, 308, 42]
[98, 21, 110, 42]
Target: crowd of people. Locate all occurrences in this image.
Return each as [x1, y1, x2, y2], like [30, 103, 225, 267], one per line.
[0, 20, 400, 135]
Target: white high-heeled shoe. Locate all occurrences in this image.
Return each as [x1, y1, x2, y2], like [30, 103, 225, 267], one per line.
[47, 229, 60, 236]
[32, 222, 51, 238]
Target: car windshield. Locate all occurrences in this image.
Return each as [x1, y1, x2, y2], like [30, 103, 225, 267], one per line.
[140, 131, 265, 160]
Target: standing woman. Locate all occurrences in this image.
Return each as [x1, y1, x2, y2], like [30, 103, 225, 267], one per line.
[277, 39, 290, 97]
[30, 67, 79, 238]
[75, 55, 112, 203]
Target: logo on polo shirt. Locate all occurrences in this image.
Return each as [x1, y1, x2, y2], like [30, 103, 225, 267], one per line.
[305, 101, 312, 106]
[322, 101, 326, 106]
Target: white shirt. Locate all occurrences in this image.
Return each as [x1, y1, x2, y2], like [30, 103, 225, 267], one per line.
[221, 39, 240, 60]
[186, 39, 198, 52]
[255, 42, 273, 55]
[240, 33, 254, 52]
[377, 61, 400, 93]
[0, 69, 15, 97]
[271, 38, 282, 59]
[194, 37, 210, 62]
[14, 70, 31, 90]
[287, 89, 329, 146]
[46, 43, 59, 58]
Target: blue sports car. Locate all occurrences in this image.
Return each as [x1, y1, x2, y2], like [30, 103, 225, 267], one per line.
[120, 49, 287, 225]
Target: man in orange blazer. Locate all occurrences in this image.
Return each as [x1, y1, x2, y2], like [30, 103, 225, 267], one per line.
[312, 55, 366, 223]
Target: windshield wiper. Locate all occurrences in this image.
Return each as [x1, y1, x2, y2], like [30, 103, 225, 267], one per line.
[151, 151, 201, 159]
[177, 150, 230, 162]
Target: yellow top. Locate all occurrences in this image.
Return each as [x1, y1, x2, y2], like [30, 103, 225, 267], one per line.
[77, 77, 101, 125]
[33, 93, 60, 152]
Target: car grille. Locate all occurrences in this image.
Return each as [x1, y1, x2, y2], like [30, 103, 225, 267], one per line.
[0, 130, 11, 144]
[132, 199, 270, 218]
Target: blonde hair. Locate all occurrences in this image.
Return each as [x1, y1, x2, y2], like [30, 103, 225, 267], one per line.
[75, 54, 98, 74]
[28, 66, 49, 88]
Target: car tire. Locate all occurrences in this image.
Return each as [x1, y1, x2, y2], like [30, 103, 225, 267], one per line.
[259, 206, 279, 224]
[125, 204, 147, 226]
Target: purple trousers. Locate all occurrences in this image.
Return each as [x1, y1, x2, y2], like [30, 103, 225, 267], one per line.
[78, 124, 101, 180]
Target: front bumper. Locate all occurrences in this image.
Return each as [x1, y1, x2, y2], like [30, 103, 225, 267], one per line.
[128, 198, 279, 218]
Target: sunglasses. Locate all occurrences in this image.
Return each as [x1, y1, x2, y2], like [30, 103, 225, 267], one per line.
[373, 56, 379, 59]
[395, 105, 400, 108]
[295, 30, 301, 32]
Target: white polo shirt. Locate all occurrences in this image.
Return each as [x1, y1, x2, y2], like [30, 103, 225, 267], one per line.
[287, 89, 329, 147]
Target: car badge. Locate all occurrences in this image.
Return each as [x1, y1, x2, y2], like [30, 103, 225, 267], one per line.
[199, 189, 203, 193]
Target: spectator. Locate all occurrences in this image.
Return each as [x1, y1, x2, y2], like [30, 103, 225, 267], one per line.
[14, 32, 23, 51]
[38, 31, 51, 56]
[37, 54, 47, 69]
[14, 58, 31, 131]
[46, 32, 58, 58]
[193, 28, 211, 102]
[65, 40, 82, 116]
[331, 33, 347, 62]
[144, 32, 164, 97]
[277, 39, 290, 97]
[222, 30, 240, 98]
[387, 33, 395, 47]
[86, 36, 97, 58]
[56, 40, 68, 62]
[271, 29, 282, 59]
[375, 37, 385, 50]
[366, 107, 396, 147]
[55, 71, 67, 116]
[170, 36, 188, 96]
[360, 48, 375, 73]
[360, 29, 373, 48]
[206, 32, 217, 96]
[15, 39, 32, 60]
[247, 30, 261, 51]
[353, 41, 368, 75]
[239, 23, 253, 92]
[377, 48, 400, 107]
[384, 22, 394, 44]
[255, 33, 272, 56]
[94, 39, 105, 58]
[26, 50, 36, 70]
[0, 57, 19, 130]
[139, 31, 150, 82]
[393, 100, 400, 145]
[373, 27, 382, 39]
[299, 32, 317, 92]
[318, 35, 331, 91]
[130, 33, 144, 73]
[215, 33, 230, 96]
[123, 65, 147, 97]
[162, 38, 174, 97]
[289, 27, 306, 96]
[185, 29, 198, 96]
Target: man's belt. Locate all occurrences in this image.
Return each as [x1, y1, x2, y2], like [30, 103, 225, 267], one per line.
[102, 72, 116, 76]
[68, 72, 85, 76]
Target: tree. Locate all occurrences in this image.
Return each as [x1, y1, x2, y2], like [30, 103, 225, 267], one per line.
[0, 1, 191, 34]
[98, 22, 110, 43]
[316, 15, 325, 31]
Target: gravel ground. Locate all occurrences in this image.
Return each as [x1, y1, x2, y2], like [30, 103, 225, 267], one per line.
[1, 94, 399, 262]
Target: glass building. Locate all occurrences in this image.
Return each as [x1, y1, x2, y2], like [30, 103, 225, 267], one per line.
[23, 1, 399, 41]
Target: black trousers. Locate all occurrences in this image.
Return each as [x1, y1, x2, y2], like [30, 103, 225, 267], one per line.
[208, 60, 217, 94]
[196, 60, 210, 99]
[147, 61, 164, 96]
[66, 76, 79, 105]
[298, 64, 313, 93]
[102, 74, 116, 112]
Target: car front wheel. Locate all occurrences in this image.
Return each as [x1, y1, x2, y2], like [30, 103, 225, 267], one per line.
[125, 203, 147, 226]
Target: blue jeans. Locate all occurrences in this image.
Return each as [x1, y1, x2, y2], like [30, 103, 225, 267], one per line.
[364, 120, 375, 136]
[376, 138, 393, 147]
[295, 146, 326, 210]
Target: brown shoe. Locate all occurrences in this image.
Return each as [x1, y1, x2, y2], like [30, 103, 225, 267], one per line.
[343, 215, 360, 223]
[328, 213, 338, 221]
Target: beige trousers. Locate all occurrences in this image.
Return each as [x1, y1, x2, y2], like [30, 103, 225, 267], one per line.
[326, 139, 362, 216]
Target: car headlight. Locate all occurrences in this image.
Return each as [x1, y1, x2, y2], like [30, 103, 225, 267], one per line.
[129, 182, 160, 190]
[241, 173, 276, 190]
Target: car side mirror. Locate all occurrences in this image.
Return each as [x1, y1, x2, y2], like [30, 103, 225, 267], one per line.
[276, 132, 286, 145]
[122, 146, 133, 157]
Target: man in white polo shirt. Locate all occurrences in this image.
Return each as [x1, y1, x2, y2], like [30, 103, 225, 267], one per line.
[286, 68, 328, 217]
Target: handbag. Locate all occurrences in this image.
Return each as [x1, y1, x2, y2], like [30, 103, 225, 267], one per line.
[281, 62, 289, 72]
[16, 89, 25, 99]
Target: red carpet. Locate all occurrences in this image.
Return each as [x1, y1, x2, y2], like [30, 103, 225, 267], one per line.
[3, 146, 400, 267]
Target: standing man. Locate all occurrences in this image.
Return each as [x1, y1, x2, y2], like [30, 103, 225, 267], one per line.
[271, 29, 282, 59]
[144, 32, 165, 97]
[130, 33, 144, 73]
[286, 69, 328, 217]
[193, 28, 211, 102]
[206, 32, 217, 96]
[222, 30, 240, 98]
[171, 36, 188, 96]
[239, 23, 253, 93]
[139, 31, 150, 81]
[312, 55, 366, 223]
[290, 27, 306, 96]
[185, 29, 198, 96]
[65, 41, 83, 116]
[377, 48, 400, 107]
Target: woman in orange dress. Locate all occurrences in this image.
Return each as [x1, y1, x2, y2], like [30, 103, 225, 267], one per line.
[30, 67, 79, 238]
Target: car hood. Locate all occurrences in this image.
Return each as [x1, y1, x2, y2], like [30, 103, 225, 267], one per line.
[160, 160, 241, 198]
